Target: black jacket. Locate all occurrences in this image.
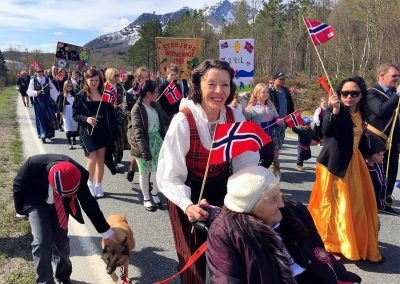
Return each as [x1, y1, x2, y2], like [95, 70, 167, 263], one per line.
[269, 86, 295, 117]
[206, 200, 361, 284]
[316, 106, 368, 178]
[365, 84, 400, 145]
[13, 154, 110, 234]
[128, 97, 169, 160]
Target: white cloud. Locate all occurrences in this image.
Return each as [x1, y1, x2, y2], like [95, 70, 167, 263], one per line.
[53, 31, 63, 36]
[0, 0, 224, 34]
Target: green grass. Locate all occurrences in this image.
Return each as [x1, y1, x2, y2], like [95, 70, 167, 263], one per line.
[0, 86, 35, 284]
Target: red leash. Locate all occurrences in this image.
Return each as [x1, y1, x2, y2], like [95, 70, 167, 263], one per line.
[153, 242, 207, 284]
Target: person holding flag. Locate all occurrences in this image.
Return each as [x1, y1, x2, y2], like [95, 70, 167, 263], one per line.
[157, 59, 259, 284]
[308, 76, 382, 262]
[72, 69, 117, 198]
[158, 64, 186, 118]
[128, 80, 169, 211]
[245, 83, 283, 168]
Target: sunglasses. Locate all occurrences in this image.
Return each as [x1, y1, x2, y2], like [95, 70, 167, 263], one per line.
[114, 74, 120, 78]
[340, 91, 361, 98]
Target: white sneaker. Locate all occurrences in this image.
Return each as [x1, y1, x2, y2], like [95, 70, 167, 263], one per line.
[95, 184, 104, 198]
[87, 181, 95, 197]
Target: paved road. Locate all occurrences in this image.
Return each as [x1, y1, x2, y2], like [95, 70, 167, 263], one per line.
[17, 99, 400, 284]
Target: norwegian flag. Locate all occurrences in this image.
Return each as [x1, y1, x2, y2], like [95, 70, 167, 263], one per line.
[104, 82, 119, 100]
[162, 81, 182, 105]
[317, 76, 330, 94]
[31, 60, 40, 71]
[289, 86, 297, 95]
[220, 41, 229, 49]
[285, 110, 304, 128]
[304, 17, 336, 46]
[102, 85, 116, 105]
[244, 41, 254, 53]
[209, 122, 271, 165]
[54, 72, 64, 81]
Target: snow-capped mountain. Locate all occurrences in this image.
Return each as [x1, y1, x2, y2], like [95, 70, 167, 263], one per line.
[85, 0, 248, 50]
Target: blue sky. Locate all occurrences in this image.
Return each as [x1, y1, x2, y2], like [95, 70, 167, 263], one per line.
[0, 0, 223, 53]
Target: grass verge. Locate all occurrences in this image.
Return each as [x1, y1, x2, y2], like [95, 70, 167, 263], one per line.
[0, 87, 35, 284]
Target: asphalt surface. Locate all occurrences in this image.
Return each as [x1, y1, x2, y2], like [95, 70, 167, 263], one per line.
[17, 98, 400, 284]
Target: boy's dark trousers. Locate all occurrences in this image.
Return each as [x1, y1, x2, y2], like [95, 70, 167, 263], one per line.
[297, 145, 311, 166]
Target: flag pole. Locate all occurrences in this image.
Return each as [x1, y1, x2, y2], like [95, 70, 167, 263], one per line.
[302, 16, 335, 94]
[385, 99, 400, 180]
[265, 110, 299, 128]
[190, 124, 218, 234]
[90, 101, 103, 135]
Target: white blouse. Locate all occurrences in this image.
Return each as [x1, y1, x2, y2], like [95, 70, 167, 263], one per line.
[27, 76, 60, 102]
[157, 103, 260, 212]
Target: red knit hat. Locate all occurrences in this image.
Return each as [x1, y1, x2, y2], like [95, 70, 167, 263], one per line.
[48, 161, 81, 196]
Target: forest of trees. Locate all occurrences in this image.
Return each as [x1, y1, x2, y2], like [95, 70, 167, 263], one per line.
[125, 0, 400, 83]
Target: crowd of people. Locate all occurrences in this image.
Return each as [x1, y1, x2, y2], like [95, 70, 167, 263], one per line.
[14, 60, 400, 283]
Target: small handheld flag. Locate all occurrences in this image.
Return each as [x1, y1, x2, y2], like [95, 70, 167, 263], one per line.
[102, 85, 116, 104]
[289, 86, 297, 95]
[54, 72, 64, 81]
[209, 122, 271, 165]
[31, 61, 40, 71]
[285, 110, 304, 128]
[304, 17, 336, 46]
[317, 76, 331, 94]
[162, 81, 182, 105]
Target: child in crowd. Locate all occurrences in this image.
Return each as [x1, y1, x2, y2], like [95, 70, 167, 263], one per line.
[292, 117, 313, 170]
[312, 97, 328, 145]
[57, 80, 78, 149]
[129, 80, 169, 211]
[363, 133, 387, 211]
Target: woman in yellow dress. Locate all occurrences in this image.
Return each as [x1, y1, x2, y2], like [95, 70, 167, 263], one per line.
[308, 76, 382, 262]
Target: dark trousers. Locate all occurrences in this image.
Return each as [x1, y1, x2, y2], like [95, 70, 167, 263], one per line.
[28, 205, 71, 284]
[383, 143, 399, 197]
[297, 146, 311, 165]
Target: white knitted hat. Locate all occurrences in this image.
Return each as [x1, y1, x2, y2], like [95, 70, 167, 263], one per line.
[225, 166, 277, 213]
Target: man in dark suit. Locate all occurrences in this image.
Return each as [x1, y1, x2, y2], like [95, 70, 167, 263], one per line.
[269, 71, 295, 174]
[13, 154, 117, 284]
[365, 63, 400, 214]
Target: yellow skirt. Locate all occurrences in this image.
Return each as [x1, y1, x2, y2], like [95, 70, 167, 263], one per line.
[308, 149, 381, 261]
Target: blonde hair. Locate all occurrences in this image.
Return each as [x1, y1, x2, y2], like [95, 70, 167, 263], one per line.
[104, 68, 119, 83]
[249, 83, 274, 108]
[63, 80, 72, 95]
[134, 67, 149, 84]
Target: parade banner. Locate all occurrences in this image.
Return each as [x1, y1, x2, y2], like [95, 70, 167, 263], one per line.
[155, 37, 204, 79]
[219, 38, 254, 90]
[54, 42, 90, 70]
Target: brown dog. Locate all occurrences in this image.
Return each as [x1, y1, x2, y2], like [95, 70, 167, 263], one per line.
[101, 214, 135, 282]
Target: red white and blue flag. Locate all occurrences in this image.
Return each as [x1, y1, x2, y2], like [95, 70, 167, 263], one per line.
[209, 122, 271, 165]
[54, 72, 64, 81]
[289, 85, 297, 95]
[304, 17, 336, 46]
[285, 110, 304, 128]
[102, 84, 116, 105]
[162, 81, 182, 105]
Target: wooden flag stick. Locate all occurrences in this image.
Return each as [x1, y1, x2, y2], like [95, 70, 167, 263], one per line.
[302, 16, 335, 94]
[90, 100, 103, 136]
[191, 123, 218, 234]
[385, 99, 400, 181]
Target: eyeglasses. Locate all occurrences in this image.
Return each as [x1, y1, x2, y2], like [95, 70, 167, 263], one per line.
[114, 74, 120, 78]
[340, 91, 361, 98]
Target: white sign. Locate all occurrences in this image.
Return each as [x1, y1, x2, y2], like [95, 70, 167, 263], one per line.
[219, 38, 254, 90]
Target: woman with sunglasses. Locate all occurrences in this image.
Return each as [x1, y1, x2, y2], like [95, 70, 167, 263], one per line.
[308, 76, 382, 262]
[57, 80, 78, 149]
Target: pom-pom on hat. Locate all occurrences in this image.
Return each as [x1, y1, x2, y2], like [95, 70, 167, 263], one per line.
[225, 166, 277, 213]
[48, 161, 81, 196]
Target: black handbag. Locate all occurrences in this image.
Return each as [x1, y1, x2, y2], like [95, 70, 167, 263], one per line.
[81, 130, 95, 153]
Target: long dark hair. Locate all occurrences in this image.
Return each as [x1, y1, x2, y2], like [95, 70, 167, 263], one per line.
[335, 76, 368, 120]
[83, 69, 104, 95]
[190, 59, 236, 105]
[226, 207, 297, 283]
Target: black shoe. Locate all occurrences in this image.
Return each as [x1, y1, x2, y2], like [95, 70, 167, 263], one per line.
[69, 145, 74, 150]
[385, 196, 394, 206]
[127, 169, 134, 182]
[143, 200, 156, 211]
[56, 279, 72, 284]
[41, 138, 46, 143]
[379, 206, 400, 216]
[151, 193, 163, 209]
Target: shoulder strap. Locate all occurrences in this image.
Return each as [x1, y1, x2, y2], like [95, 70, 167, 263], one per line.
[226, 107, 234, 123]
[369, 87, 389, 100]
